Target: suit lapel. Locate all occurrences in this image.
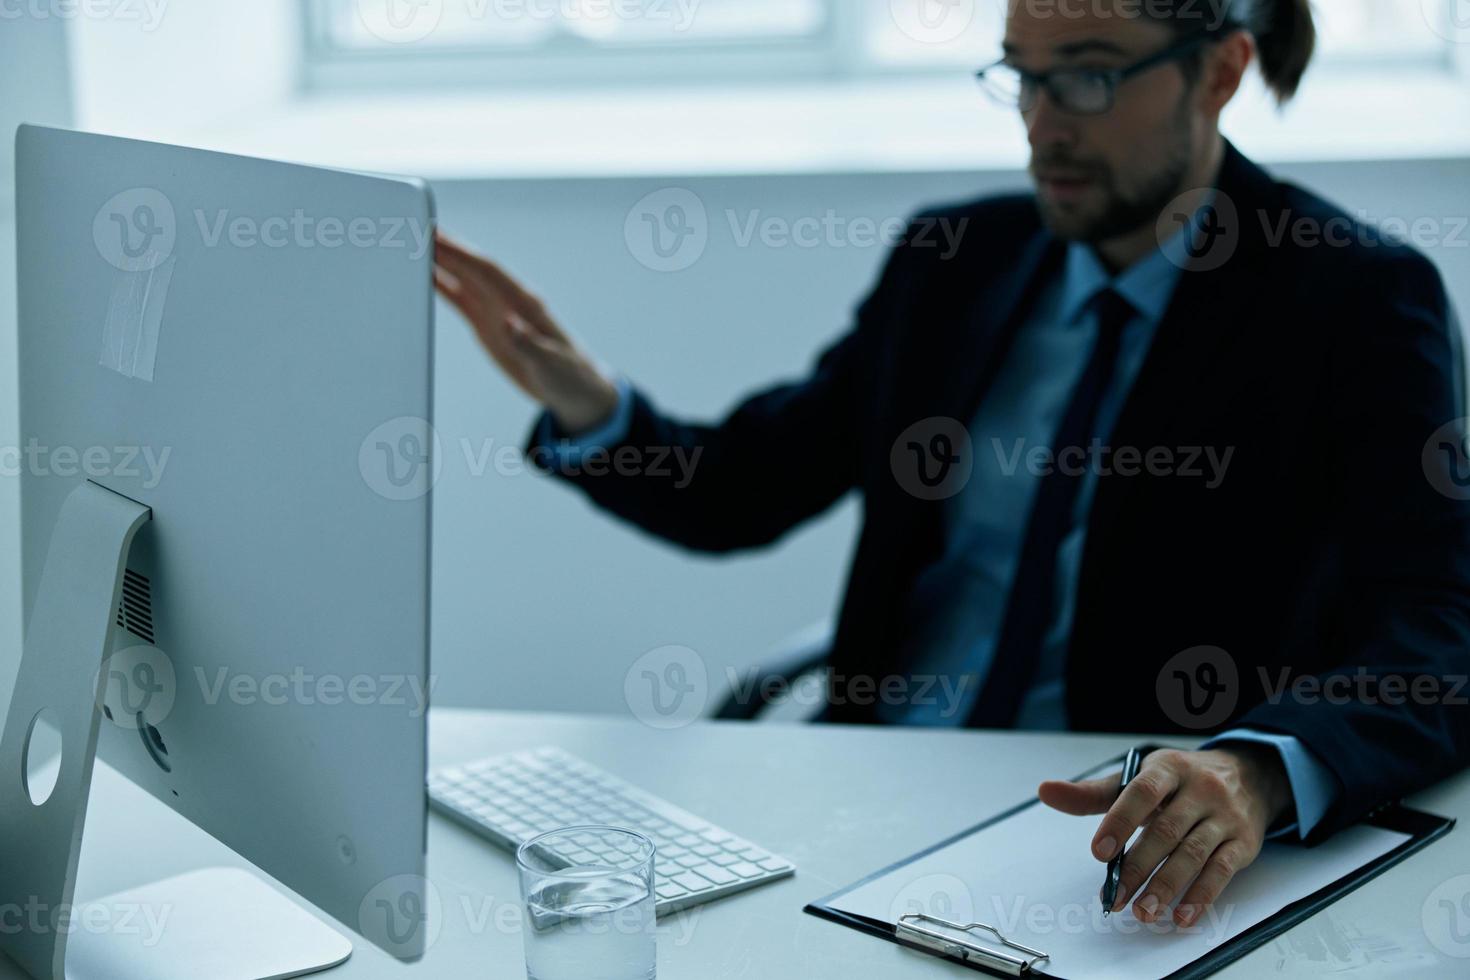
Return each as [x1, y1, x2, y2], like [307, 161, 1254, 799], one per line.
[939, 226, 1066, 426]
[1086, 143, 1279, 552]
[886, 221, 1063, 569]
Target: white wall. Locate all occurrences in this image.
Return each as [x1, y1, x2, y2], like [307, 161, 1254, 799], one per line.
[0, 0, 292, 725]
[68, 0, 297, 143]
[428, 170, 1020, 718]
[1, 17, 74, 718]
[427, 158, 1470, 717]
[7, 6, 1470, 720]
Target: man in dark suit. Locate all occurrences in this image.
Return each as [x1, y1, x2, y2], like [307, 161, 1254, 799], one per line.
[434, 0, 1469, 927]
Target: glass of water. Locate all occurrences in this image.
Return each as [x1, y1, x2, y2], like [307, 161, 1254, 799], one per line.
[517, 826, 658, 980]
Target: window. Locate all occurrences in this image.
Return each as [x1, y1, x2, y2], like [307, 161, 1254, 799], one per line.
[859, 0, 1462, 70]
[306, 0, 1464, 88]
[319, 0, 829, 51]
[306, 0, 837, 88]
[1314, 0, 1457, 62]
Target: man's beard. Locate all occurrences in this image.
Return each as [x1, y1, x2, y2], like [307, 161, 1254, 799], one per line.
[1032, 116, 1194, 245]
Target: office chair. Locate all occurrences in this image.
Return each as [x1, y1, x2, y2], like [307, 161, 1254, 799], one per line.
[713, 620, 832, 722]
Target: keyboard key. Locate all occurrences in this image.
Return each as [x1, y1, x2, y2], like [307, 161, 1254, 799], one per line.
[691, 865, 737, 886]
[728, 862, 764, 879]
[659, 809, 706, 832]
[758, 858, 792, 873]
[672, 872, 715, 893]
[656, 883, 689, 901]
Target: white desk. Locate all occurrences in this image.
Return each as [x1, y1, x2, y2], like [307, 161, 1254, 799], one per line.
[16, 710, 1470, 978]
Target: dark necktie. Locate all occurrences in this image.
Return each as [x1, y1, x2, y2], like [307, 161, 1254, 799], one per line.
[967, 288, 1136, 728]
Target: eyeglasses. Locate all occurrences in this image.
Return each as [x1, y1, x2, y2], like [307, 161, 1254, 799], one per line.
[975, 31, 1226, 116]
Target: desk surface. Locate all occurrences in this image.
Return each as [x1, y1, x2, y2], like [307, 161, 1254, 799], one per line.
[28, 711, 1470, 978]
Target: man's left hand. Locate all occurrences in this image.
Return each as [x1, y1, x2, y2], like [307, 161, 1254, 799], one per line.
[1038, 746, 1292, 927]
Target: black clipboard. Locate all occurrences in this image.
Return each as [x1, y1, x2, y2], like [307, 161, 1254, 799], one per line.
[804, 750, 1455, 979]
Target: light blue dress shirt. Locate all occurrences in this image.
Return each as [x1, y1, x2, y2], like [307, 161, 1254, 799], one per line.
[538, 233, 1339, 838]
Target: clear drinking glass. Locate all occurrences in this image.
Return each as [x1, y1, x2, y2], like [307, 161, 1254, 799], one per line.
[517, 826, 658, 980]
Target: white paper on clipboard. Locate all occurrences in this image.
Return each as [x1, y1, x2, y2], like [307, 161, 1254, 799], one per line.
[827, 785, 1411, 980]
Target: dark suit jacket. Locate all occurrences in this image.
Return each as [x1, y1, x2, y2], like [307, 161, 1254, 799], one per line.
[533, 144, 1470, 841]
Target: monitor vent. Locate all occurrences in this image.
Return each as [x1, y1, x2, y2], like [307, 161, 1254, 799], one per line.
[115, 569, 155, 645]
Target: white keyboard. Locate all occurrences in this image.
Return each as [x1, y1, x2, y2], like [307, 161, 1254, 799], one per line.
[428, 747, 796, 914]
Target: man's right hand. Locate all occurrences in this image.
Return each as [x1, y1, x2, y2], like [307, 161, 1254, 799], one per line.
[434, 231, 621, 435]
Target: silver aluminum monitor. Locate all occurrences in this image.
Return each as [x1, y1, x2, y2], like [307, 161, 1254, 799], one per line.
[10, 125, 435, 975]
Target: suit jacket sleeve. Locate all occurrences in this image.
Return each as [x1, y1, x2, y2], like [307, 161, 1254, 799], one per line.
[525, 234, 910, 554]
[1238, 249, 1470, 841]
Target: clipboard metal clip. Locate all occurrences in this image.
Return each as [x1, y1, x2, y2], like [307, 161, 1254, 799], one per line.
[895, 914, 1051, 976]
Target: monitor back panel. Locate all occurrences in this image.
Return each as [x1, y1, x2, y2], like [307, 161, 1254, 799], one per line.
[16, 125, 435, 955]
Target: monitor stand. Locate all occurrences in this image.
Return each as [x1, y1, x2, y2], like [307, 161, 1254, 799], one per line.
[0, 482, 353, 980]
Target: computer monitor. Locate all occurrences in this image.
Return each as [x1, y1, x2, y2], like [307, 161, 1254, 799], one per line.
[5, 125, 436, 978]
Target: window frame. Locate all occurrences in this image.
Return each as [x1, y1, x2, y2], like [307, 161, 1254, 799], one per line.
[301, 0, 1468, 94]
[302, 0, 853, 91]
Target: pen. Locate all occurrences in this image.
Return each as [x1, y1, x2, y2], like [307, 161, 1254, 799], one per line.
[1101, 746, 1144, 917]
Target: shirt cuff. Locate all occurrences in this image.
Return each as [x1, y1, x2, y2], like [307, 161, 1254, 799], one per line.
[535, 376, 634, 467]
[1202, 729, 1341, 841]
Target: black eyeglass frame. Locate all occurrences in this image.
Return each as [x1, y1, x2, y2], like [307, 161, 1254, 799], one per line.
[975, 28, 1238, 116]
